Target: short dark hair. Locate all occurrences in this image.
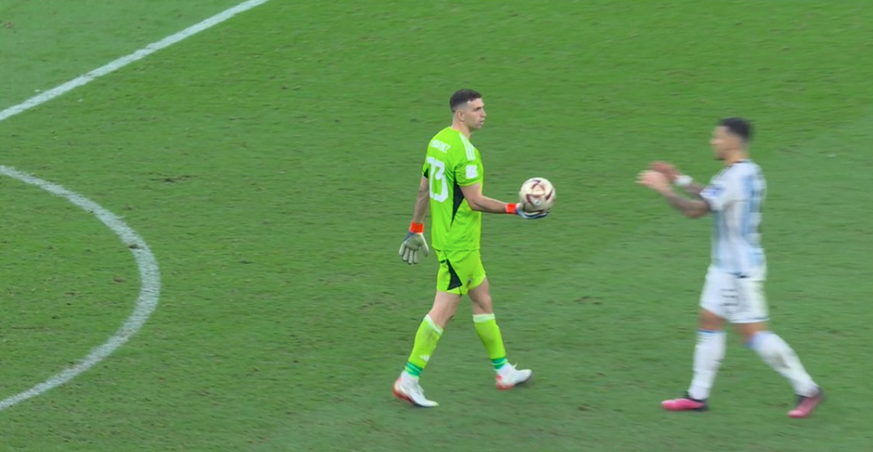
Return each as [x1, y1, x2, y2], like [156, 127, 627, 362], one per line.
[450, 89, 482, 112]
[719, 117, 753, 142]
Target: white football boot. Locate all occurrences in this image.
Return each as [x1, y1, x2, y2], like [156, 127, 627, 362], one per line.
[496, 363, 533, 390]
[393, 374, 439, 408]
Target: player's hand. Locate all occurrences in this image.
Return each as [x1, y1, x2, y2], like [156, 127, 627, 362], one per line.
[514, 202, 549, 219]
[399, 232, 429, 264]
[637, 170, 671, 193]
[650, 161, 680, 182]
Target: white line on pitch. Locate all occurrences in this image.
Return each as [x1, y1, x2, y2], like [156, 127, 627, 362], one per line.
[0, 0, 271, 122]
[0, 166, 161, 411]
[0, 0, 272, 410]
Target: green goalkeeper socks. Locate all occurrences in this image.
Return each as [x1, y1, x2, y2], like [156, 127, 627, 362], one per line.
[474, 313, 508, 370]
[404, 315, 443, 378]
[403, 314, 508, 377]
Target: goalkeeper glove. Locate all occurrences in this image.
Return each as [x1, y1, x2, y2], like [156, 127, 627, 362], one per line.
[399, 222, 429, 265]
[506, 203, 549, 219]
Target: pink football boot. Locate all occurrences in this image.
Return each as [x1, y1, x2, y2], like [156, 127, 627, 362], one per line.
[788, 389, 824, 418]
[661, 393, 708, 412]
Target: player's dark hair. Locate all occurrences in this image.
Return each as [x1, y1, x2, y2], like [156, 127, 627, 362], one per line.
[719, 117, 753, 142]
[450, 89, 482, 112]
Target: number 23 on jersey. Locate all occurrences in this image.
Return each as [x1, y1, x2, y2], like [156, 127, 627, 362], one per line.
[426, 156, 448, 203]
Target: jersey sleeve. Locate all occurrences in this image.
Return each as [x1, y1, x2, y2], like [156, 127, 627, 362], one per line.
[453, 136, 483, 187]
[421, 157, 430, 178]
[701, 175, 738, 212]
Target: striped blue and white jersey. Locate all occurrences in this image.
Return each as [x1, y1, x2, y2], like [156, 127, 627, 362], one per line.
[700, 160, 767, 276]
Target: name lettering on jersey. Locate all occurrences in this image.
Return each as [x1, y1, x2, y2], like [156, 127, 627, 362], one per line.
[430, 139, 450, 153]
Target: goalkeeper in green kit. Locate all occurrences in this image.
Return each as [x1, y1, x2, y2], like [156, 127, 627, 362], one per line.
[394, 89, 548, 407]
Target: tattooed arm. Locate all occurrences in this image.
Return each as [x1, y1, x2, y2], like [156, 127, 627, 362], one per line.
[680, 182, 707, 198]
[662, 189, 710, 218]
[638, 170, 710, 218]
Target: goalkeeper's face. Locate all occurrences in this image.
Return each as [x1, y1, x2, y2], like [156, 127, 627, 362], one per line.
[459, 98, 487, 131]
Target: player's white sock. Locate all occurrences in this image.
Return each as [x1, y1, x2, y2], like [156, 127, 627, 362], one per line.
[400, 371, 418, 384]
[687, 329, 725, 400]
[748, 331, 818, 397]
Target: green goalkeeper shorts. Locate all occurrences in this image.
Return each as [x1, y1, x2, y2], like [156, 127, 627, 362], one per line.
[434, 248, 486, 295]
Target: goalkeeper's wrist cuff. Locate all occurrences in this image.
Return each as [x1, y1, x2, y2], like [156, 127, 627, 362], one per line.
[674, 175, 693, 188]
[505, 203, 518, 215]
[409, 222, 425, 233]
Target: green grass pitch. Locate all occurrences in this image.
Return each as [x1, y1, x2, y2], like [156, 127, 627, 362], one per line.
[1, 1, 871, 451]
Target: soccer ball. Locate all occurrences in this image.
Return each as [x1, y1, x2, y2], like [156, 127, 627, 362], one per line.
[519, 177, 555, 212]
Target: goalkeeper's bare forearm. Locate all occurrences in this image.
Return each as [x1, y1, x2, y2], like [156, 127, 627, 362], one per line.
[460, 183, 513, 214]
[411, 176, 430, 223]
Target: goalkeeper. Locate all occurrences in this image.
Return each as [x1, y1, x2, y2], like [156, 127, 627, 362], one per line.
[393, 89, 547, 408]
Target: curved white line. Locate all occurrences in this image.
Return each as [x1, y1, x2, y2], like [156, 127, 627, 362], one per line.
[0, 0, 270, 410]
[0, 165, 161, 411]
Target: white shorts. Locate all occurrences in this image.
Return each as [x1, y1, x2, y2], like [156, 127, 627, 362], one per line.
[700, 265, 769, 324]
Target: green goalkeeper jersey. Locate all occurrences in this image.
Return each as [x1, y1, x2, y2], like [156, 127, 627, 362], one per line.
[421, 127, 485, 251]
